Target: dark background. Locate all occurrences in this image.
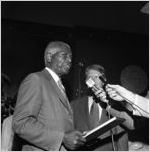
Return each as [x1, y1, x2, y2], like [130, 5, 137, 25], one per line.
[1, 1, 149, 100]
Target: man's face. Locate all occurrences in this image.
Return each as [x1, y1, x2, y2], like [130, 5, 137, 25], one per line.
[51, 50, 72, 75]
[86, 69, 104, 89]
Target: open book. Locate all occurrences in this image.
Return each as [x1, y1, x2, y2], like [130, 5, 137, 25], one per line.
[83, 117, 125, 142]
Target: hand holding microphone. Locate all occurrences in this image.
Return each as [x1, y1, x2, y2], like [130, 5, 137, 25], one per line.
[105, 84, 135, 102]
[86, 77, 109, 103]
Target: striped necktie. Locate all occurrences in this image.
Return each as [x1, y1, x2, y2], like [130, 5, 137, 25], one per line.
[57, 80, 73, 114]
[57, 80, 66, 97]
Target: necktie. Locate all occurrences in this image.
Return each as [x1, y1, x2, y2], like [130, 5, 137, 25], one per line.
[89, 102, 100, 128]
[57, 80, 73, 114]
[57, 80, 67, 98]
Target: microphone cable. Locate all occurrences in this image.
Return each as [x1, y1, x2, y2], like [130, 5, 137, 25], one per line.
[118, 93, 149, 116]
[99, 76, 117, 151]
[105, 101, 116, 151]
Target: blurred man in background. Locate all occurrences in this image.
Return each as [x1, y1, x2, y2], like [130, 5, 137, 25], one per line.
[71, 64, 134, 151]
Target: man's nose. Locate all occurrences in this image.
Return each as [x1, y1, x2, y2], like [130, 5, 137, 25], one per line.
[67, 57, 72, 63]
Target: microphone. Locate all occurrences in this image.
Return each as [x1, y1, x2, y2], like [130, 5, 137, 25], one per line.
[86, 77, 109, 103]
[99, 76, 108, 91]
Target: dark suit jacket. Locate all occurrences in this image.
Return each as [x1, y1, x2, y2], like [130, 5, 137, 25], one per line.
[71, 96, 134, 151]
[12, 69, 74, 151]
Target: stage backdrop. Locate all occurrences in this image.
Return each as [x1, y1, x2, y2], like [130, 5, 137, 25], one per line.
[2, 20, 149, 100]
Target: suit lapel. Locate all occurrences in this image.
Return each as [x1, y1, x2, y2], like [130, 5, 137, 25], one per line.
[76, 96, 91, 131]
[42, 69, 73, 115]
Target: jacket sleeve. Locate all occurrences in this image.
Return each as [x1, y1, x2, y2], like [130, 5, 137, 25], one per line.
[1, 115, 14, 151]
[12, 74, 64, 151]
[107, 107, 135, 130]
[132, 95, 149, 118]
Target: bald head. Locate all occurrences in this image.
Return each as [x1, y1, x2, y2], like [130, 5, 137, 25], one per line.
[44, 41, 71, 66]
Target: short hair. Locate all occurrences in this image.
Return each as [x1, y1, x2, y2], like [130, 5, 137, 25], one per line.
[85, 64, 106, 79]
[44, 41, 71, 66]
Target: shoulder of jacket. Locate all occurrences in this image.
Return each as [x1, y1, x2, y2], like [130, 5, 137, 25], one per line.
[21, 71, 44, 85]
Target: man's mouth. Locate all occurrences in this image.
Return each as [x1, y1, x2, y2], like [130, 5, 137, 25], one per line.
[62, 64, 70, 71]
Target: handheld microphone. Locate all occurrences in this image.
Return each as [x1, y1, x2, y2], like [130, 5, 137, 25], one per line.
[86, 77, 109, 103]
[99, 76, 108, 90]
[86, 76, 108, 92]
[86, 77, 95, 88]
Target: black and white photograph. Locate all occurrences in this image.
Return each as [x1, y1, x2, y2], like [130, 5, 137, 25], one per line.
[1, 1, 149, 151]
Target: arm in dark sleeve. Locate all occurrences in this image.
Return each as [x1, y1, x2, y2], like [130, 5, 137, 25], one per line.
[12, 74, 64, 150]
[107, 107, 135, 130]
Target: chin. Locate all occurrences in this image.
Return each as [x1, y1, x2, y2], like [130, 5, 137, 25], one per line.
[60, 69, 68, 75]
[60, 65, 70, 74]
[64, 70, 69, 74]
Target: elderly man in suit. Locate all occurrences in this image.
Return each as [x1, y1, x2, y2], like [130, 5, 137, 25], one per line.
[71, 64, 134, 151]
[12, 41, 86, 151]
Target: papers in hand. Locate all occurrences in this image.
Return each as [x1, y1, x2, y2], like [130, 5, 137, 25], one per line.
[83, 117, 125, 142]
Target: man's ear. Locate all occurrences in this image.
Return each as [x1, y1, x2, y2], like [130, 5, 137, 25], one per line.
[47, 53, 52, 63]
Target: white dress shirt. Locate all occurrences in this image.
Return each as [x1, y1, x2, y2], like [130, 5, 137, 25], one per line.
[45, 67, 60, 84]
[88, 96, 102, 120]
[45, 67, 66, 98]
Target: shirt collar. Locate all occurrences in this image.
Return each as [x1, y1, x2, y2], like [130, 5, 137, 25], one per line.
[45, 67, 60, 83]
[88, 96, 94, 113]
[88, 96, 102, 120]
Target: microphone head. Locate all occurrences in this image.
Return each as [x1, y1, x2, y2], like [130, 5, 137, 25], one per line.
[86, 78, 95, 88]
[99, 76, 107, 84]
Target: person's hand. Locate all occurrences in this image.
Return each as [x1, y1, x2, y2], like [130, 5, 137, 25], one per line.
[63, 130, 86, 150]
[106, 84, 135, 102]
[105, 84, 124, 101]
[92, 87, 108, 103]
